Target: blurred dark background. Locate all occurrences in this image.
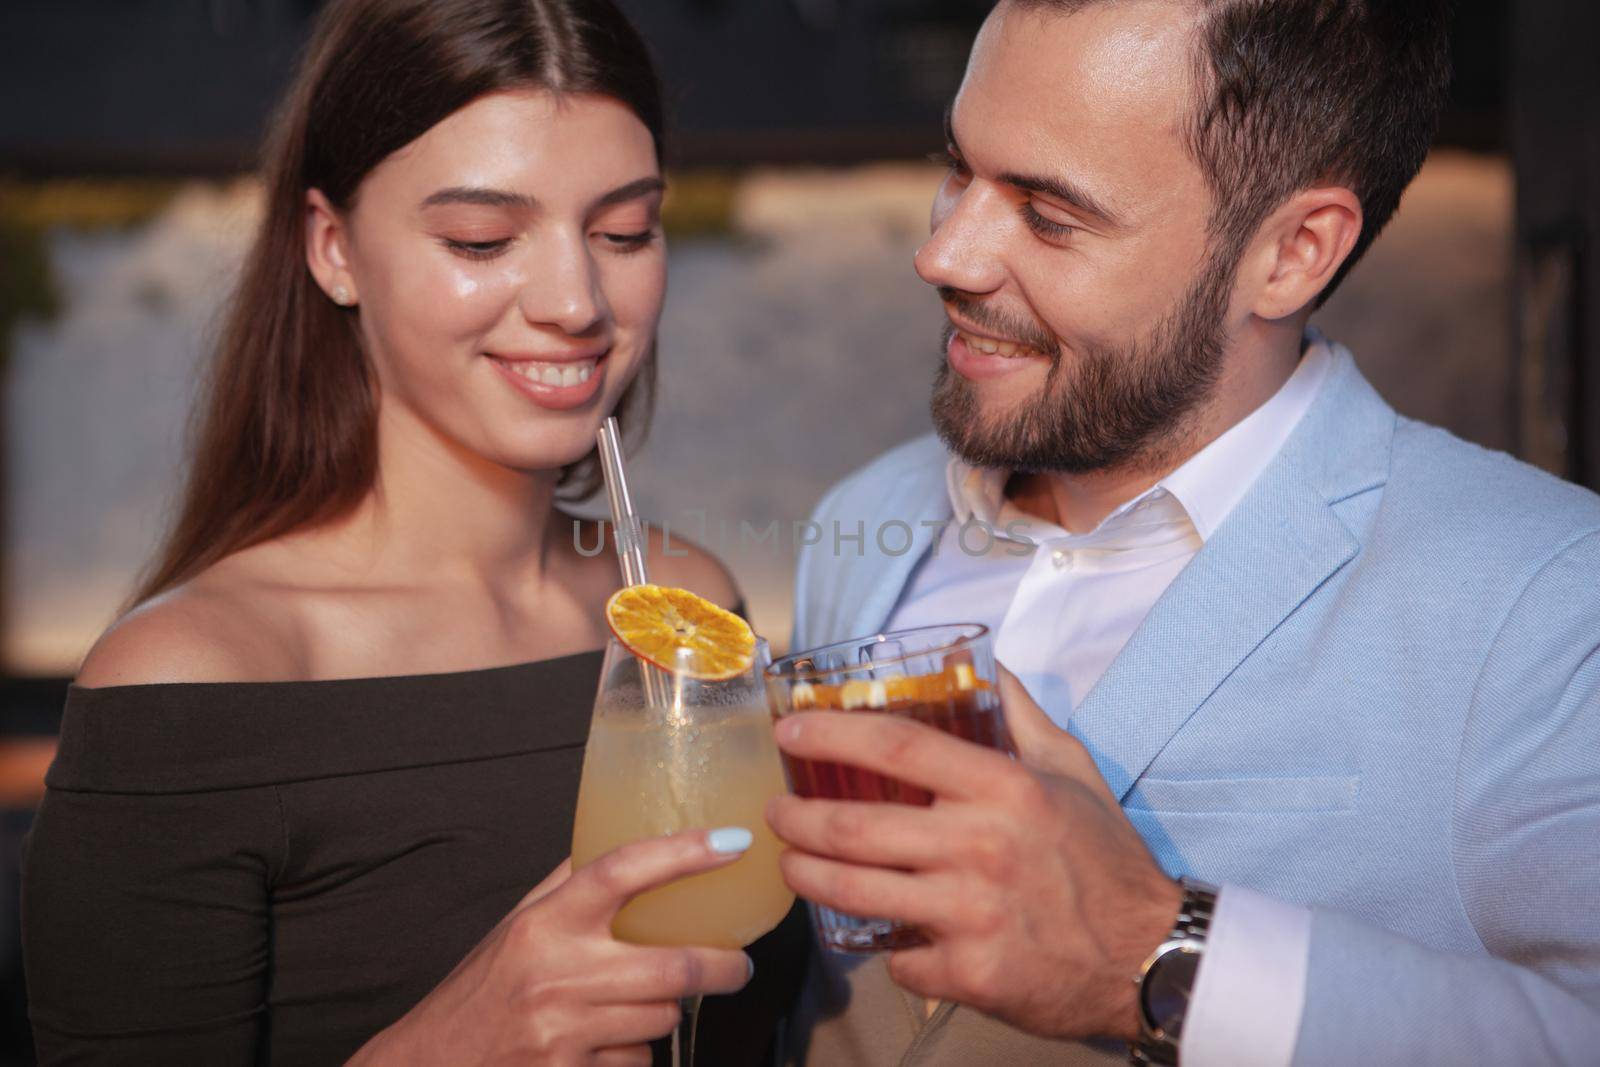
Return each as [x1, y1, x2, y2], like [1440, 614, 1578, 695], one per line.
[0, 0, 1513, 171]
[1, 0, 1596, 1061]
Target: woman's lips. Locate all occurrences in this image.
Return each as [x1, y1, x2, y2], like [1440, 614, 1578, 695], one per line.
[488, 351, 607, 410]
[946, 328, 1049, 381]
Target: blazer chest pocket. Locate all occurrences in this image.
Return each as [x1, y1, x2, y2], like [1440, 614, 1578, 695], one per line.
[1123, 774, 1360, 814]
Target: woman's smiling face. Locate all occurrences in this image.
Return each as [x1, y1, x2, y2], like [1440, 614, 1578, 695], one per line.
[310, 88, 665, 475]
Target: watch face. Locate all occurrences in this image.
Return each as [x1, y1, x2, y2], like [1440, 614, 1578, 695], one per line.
[1144, 946, 1202, 1040]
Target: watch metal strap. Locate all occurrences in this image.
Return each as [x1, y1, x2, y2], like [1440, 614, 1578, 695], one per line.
[1129, 876, 1219, 1066]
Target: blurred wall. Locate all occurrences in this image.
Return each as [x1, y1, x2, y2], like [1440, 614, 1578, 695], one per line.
[0, 0, 1529, 665]
[1511, 0, 1600, 488]
[1, 151, 1513, 668]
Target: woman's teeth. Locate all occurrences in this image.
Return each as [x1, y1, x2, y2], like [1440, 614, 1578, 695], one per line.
[958, 329, 1041, 359]
[499, 358, 596, 387]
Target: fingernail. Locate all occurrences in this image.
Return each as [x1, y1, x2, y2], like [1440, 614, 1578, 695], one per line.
[707, 827, 754, 854]
[775, 718, 800, 744]
[744, 954, 756, 982]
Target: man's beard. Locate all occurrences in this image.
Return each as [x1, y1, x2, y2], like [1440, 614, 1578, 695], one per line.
[930, 252, 1237, 475]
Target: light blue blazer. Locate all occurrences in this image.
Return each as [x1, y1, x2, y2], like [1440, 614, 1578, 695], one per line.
[792, 347, 1600, 1064]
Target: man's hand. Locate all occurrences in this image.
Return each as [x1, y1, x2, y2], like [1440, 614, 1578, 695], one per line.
[766, 669, 1182, 1042]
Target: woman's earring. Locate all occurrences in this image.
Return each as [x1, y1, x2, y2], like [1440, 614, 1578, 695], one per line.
[332, 284, 353, 306]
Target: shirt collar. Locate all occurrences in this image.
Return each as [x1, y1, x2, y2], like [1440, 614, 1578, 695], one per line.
[1158, 330, 1334, 540]
[945, 329, 1336, 544]
[946, 462, 1008, 528]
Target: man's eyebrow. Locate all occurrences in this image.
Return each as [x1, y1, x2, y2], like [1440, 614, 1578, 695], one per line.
[420, 177, 665, 212]
[944, 102, 1126, 231]
[998, 169, 1125, 230]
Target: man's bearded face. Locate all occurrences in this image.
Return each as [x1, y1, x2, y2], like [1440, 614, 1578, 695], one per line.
[919, 1, 1238, 476]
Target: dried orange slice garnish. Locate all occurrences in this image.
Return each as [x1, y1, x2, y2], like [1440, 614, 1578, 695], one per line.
[787, 663, 989, 710]
[605, 585, 756, 680]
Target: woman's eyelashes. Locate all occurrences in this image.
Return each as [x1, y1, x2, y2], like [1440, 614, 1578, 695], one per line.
[443, 237, 513, 261]
[440, 227, 659, 261]
[931, 147, 971, 182]
[599, 228, 659, 254]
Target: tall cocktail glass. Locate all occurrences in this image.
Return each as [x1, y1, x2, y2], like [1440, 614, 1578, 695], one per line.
[571, 637, 793, 1063]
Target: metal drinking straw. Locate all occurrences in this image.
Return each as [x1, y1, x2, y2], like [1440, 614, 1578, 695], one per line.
[596, 417, 671, 708]
[598, 416, 648, 588]
[596, 418, 708, 1067]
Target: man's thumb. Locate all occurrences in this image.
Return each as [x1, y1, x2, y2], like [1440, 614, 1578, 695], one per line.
[997, 665, 1100, 781]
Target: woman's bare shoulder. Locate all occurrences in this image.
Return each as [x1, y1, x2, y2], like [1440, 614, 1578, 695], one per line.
[75, 567, 305, 688]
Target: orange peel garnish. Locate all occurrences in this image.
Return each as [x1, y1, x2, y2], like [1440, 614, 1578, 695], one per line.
[785, 663, 988, 710]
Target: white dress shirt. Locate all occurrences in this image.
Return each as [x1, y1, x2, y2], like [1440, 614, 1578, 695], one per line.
[885, 333, 1336, 1066]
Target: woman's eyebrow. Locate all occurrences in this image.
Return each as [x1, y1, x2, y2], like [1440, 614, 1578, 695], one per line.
[594, 176, 666, 209]
[420, 186, 535, 210]
[419, 177, 664, 213]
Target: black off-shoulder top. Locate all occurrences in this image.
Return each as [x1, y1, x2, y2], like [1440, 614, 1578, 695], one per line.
[22, 649, 808, 1065]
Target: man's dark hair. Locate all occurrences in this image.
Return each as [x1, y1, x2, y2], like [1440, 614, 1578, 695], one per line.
[1010, 0, 1454, 305]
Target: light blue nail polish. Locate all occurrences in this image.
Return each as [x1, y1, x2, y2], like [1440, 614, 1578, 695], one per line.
[744, 954, 756, 982]
[708, 827, 753, 854]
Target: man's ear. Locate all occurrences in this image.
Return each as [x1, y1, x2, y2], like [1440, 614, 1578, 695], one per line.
[1237, 187, 1363, 321]
[305, 188, 359, 306]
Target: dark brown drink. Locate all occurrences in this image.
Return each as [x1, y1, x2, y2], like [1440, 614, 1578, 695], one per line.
[780, 677, 1015, 807]
[766, 624, 1011, 953]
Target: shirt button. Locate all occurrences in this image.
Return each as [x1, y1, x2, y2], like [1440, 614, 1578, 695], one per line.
[1052, 549, 1073, 571]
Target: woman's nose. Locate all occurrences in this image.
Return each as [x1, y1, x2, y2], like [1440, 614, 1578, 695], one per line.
[520, 231, 607, 335]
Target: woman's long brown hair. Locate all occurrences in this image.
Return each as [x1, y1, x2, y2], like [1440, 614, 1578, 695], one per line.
[134, 0, 663, 605]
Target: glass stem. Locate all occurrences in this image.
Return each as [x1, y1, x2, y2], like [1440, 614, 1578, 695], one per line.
[672, 994, 704, 1067]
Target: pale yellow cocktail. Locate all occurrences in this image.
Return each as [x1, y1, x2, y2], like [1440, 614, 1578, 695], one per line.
[571, 697, 794, 949]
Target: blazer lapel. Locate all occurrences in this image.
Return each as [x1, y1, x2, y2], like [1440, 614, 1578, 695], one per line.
[840, 493, 952, 641]
[1066, 463, 1358, 799]
[1068, 344, 1395, 800]
[801, 437, 955, 648]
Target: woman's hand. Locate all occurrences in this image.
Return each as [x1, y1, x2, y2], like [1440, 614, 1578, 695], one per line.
[347, 828, 756, 1067]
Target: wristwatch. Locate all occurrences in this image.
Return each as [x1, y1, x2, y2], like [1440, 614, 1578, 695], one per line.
[1129, 876, 1219, 1066]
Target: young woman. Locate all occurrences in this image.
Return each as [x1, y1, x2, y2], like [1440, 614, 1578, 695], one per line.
[21, 1, 806, 1063]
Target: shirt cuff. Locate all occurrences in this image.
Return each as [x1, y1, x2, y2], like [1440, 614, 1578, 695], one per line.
[1179, 884, 1311, 1067]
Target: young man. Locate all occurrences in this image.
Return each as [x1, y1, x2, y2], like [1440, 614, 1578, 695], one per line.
[770, 1, 1600, 1064]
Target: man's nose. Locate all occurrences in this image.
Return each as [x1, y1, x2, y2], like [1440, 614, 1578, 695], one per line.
[914, 182, 1007, 297]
